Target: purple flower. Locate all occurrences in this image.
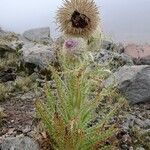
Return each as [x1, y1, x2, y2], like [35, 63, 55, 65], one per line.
[65, 40, 78, 49]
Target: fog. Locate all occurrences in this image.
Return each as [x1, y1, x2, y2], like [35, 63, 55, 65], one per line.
[0, 0, 150, 43]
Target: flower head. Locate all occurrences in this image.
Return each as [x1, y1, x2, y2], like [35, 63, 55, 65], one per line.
[65, 40, 78, 49]
[62, 38, 87, 59]
[56, 0, 100, 38]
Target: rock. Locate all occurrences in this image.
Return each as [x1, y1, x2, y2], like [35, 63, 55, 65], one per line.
[134, 118, 148, 128]
[122, 115, 136, 130]
[124, 44, 150, 65]
[135, 55, 150, 65]
[22, 125, 32, 134]
[144, 119, 150, 127]
[94, 49, 133, 71]
[21, 44, 56, 72]
[105, 65, 150, 104]
[23, 27, 53, 45]
[1, 135, 40, 150]
[101, 40, 125, 54]
[0, 29, 23, 56]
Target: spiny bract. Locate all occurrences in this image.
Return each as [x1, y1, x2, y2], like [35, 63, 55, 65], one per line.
[56, 0, 100, 38]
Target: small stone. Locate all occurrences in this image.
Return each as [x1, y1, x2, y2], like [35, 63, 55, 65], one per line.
[7, 128, 16, 135]
[129, 146, 134, 150]
[121, 144, 130, 150]
[11, 120, 14, 123]
[23, 126, 31, 134]
[1, 135, 40, 150]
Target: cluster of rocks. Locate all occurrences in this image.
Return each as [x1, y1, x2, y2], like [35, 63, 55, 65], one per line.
[0, 27, 150, 150]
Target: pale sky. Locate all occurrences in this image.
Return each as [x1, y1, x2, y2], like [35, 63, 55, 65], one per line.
[0, 0, 60, 33]
[0, 0, 150, 43]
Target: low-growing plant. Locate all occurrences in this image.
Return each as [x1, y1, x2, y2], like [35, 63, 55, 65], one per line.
[0, 107, 6, 128]
[130, 127, 150, 150]
[14, 76, 34, 92]
[0, 83, 9, 101]
[0, 52, 18, 70]
[36, 52, 126, 150]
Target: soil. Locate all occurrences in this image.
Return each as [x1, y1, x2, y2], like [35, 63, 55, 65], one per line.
[1, 91, 36, 136]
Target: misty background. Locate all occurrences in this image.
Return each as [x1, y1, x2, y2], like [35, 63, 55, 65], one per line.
[0, 0, 150, 43]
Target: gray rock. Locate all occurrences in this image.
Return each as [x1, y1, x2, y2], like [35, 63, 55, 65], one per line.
[144, 119, 150, 127]
[105, 65, 150, 104]
[122, 115, 136, 130]
[101, 40, 113, 50]
[21, 44, 56, 71]
[135, 55, 150, 65]
[94, 49, 133, 71]
[23, 27, 52, 45]
[1, 135, 39, 150]
[101, 40, 124, 54]
[134, 118, 148, 128]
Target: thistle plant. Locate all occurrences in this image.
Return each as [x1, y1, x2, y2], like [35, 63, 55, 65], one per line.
[36, 49, 126, 149]
[36, 1, 126, 149]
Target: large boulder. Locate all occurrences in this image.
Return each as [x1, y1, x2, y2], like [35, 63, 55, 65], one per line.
[93, 49, 133, 71]
[0, 135, 40, 150]
[105, 65, 150, 104]
[23, 27, 53, 45]
[21, 44, 56, 72]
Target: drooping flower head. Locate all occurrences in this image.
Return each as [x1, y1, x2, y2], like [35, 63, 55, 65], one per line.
[56, 0, 100, 38]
